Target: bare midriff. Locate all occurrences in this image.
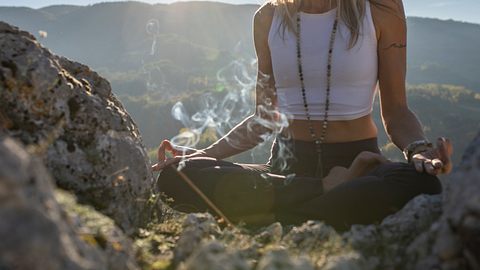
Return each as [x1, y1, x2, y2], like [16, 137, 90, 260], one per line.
[281, 114, 378, 143]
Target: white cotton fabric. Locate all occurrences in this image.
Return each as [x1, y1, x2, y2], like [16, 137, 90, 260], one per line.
[268, 1, 378, 121]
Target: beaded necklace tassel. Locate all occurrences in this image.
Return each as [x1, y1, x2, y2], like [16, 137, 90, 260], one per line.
[296, 12, 339, 179]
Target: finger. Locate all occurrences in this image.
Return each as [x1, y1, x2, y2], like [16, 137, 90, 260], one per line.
[438, 137, 453, 156]
[159, 140, 177, 161]
[431, 159, 443, 169]
[413, 159, 424, 173]
[424, 160, 437, 175]
[437, 138, 453, 174]
[151, 163, 161, 172]
[437, 138, 447, 160]
[163, 140, 174, 153]
[157, 140, 168, 162]
[430, 159, 443, 175]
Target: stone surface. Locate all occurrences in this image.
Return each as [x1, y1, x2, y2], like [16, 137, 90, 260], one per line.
[256, 250, 314, 270]
[405, 131, 480, 270]
[342, 194, 443, 267]
[0, 21, 155, 232]
[180, 241, 250, 270]
[56, 189, 139, 270]
[0, 136, 138, 270]
[173, 213, 222, 265]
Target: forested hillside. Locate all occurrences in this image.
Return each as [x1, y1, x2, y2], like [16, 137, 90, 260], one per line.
[2, 1, 480, 93]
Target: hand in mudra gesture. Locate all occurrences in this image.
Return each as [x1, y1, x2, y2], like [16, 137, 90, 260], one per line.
[151, 140, 207, 171]
[412, 137, 453, 175]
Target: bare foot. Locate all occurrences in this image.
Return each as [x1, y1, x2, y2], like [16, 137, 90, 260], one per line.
[321, 152, 390, 192]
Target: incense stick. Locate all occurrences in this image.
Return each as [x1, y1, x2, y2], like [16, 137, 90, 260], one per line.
[172, 165, 234, 227]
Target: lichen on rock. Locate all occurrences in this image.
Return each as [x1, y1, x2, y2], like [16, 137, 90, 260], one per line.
[0, 21, 155, 233]
[0, 136, 138, 270]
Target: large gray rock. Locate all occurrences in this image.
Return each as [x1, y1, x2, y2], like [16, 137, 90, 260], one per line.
[173, 213, 222, 265]
[342, 194, 443, 269]
[56, 189, 139, 270]
[180, 241, 250, 270]
[0, 136, 138, 270]
[0, 21, 155, 232]
[405, 132, 480, 270]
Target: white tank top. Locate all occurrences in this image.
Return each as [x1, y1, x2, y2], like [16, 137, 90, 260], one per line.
[268, 1, 378, 121]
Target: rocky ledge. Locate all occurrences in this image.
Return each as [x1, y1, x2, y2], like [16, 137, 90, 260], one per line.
[0, 21, 156, 233]
[0, 21, 479, 270]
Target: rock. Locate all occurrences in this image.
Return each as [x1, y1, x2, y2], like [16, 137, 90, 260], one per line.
[0, 136, 138, 270]
[403, 131, 480, 269]
[56, 189, 139, 270]
[0, 21, 155, 233]
[180, 241, 250, 270]
[339, 195, 442, 269]
[283, 221, 339, 252]
[256, 250, 314, 270]
[173, 213, 222, 265]
[253, 222, 283, 246]
[380, 194, 442, 240]
[322, 251, 369, 270]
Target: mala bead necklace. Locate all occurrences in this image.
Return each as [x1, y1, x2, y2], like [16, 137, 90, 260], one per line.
[295, 10, 339, 178]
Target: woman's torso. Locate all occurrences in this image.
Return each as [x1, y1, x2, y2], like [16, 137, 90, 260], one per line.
[268, 1, 379, 143]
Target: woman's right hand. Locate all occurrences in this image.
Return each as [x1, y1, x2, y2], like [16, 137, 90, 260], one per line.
[151, 140, 207, 171]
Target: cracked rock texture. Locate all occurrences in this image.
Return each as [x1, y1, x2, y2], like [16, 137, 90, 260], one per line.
[0, 136, 138, 270]
[0, 22, 155, 233]
[404, 132, 480, 270]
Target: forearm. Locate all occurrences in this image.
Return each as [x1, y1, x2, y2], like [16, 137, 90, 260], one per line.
[201, 114, 272, 159]
[383, 107, 427, 150]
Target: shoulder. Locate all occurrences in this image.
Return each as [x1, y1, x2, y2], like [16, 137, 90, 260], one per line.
[369, 0, 406, 40]
[253, 1, 276, 30]
[369, 0, 405, 17]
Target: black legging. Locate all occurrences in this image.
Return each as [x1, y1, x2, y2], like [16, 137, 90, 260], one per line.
[157, 137, 442, 230]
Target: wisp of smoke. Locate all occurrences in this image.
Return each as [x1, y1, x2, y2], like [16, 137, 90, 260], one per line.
[143, 19, 166, 93]
[143, 20, 295, 172]
[168, 58, 295, 172]
[146, 19, 160, 56]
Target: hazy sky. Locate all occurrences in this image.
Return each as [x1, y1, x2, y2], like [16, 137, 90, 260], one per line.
[2, 0, 480, 24]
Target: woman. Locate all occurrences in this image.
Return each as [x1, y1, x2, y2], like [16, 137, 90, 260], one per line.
[153, 0, 453, 230]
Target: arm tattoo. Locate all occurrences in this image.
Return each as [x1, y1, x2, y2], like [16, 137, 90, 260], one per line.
[384, 43, 407, 50]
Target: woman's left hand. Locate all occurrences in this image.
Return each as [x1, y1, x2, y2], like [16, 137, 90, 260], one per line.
[412, 137, 453, 175]
[151, 140, 207, 172]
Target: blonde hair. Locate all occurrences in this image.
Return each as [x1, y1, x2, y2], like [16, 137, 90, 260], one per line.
[274, 0, 366, 48]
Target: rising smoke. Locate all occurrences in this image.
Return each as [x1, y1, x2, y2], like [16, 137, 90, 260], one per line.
[146, 20, 295, 172]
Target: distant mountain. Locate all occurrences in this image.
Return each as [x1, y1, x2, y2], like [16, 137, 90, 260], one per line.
[1, 1, 480, 94]
[407, 17, 480, 90]
[4, 0, 480, 24]
[404, 0, 480, 24]
[0, 2, 256, 71]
